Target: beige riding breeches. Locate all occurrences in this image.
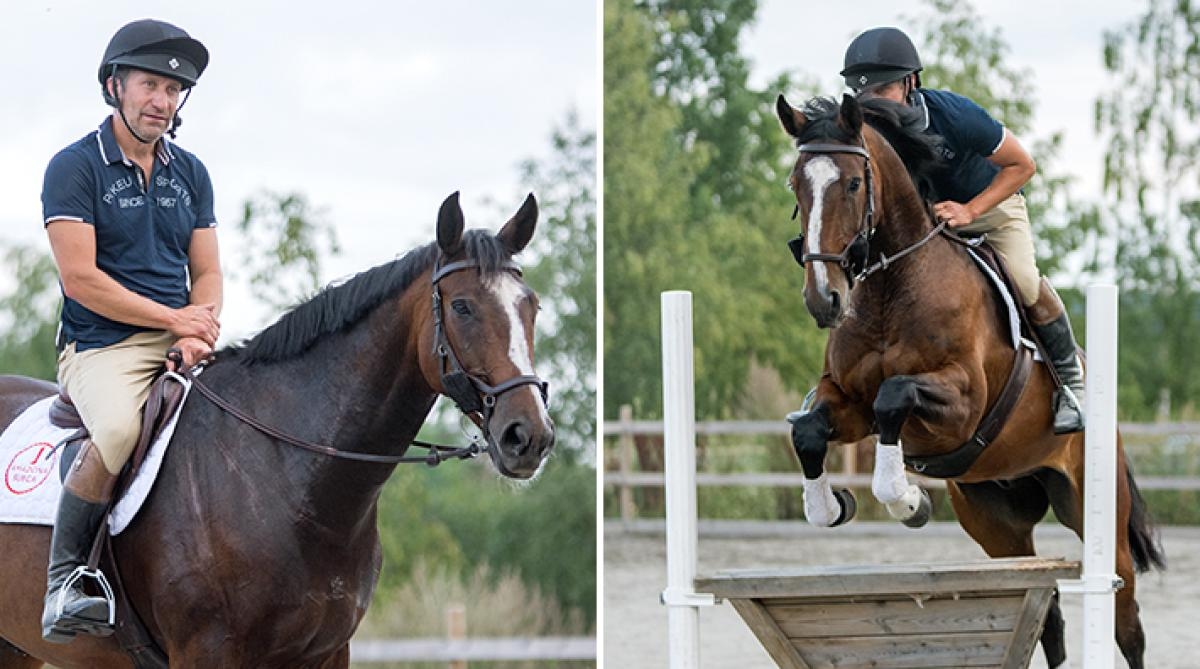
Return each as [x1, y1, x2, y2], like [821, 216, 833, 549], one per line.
[956, 193, 1041, 307]
[57, 330, 175, 474]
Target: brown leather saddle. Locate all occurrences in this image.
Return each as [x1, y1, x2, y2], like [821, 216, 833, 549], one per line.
[50, 370, 186, 669]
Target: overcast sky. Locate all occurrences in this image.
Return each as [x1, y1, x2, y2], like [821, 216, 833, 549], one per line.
[0, 0, 596, 339]
[744, 0, 1142, 205]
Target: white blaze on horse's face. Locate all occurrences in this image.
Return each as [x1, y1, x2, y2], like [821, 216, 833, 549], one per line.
[803, 156, 840, 297]
[487, 273, 552, 429]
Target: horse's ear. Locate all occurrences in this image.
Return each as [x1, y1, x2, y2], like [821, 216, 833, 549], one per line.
[838, 93, 863, 134]
[437, 191, 465, 255]
[776, 94, 808, 138]
[497, 193, 538, 255]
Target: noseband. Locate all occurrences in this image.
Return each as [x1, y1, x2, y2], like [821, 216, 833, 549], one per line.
[431, 257, 549, 444]
[787, 143, 876, 288]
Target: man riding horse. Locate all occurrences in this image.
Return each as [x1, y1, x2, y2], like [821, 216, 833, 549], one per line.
[838, 26, 1086, 434]
[40, 19, 219, 642]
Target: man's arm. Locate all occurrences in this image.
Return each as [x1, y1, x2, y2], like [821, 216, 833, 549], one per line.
[187, 227, 222, 315]
[934, 128, 1037, 227]
[47, 219, 220, 345]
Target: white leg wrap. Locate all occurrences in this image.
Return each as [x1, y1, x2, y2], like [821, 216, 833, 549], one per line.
[802, 474, 841, 527]
[873, 442, 922, 521]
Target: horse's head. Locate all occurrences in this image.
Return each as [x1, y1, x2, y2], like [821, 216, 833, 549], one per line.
[422, 192, 555, 479]
[776, 93, 875, 328]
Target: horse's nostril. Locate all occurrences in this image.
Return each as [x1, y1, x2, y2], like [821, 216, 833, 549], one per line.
[829, 290, 841, 313]
[501, 421, 529, 454]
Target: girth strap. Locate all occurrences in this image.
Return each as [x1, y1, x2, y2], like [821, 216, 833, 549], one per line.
[905, 345, 1035, 478]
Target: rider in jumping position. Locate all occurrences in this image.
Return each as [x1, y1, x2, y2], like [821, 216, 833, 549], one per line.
[40, 19, 220, 641]
[840, 26, 1085, 433]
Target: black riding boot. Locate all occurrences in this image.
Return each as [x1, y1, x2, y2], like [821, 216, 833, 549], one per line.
[1028, 277, 1085, 434]
[41, 441, 117, 643]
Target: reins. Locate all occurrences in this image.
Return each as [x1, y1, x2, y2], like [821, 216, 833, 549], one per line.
[179, 255, 549, 468]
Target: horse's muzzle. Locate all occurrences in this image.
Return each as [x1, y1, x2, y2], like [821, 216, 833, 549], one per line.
[805, 287, 844, 329]
[489, 408, 555, 479]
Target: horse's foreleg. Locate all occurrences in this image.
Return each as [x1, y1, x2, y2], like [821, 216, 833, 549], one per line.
[789, 380, 871, 527]
[871, 373, 971, 527]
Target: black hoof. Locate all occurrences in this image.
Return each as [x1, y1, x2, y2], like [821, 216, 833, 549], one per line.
[831, 488, 857, 527]
[901, 487, 933, 528]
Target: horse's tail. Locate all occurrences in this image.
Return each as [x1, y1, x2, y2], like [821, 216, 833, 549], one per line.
[1125, 453, 1167, 573]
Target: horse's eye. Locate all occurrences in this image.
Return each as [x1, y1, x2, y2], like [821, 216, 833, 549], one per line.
[451, 299, 472, 316]
[848, 177, 862, 193]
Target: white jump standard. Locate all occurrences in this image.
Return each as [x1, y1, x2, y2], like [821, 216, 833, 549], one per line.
[660, 286, 1121, 669]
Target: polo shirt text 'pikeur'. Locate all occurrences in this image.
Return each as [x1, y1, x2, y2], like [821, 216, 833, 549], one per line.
[42, 117, 216, 352]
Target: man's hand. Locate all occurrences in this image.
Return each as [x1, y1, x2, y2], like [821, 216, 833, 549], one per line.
[172, 336, 214, 369]
[933, 200, 977, 228]
[168, 304, 220, 347]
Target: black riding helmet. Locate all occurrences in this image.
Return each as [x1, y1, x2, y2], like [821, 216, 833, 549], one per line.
[841, 27, 922, 90]
[98, 19, 207, 142]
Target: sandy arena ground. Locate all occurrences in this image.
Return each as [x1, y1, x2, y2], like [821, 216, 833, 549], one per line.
[604, 521, 1200, 668]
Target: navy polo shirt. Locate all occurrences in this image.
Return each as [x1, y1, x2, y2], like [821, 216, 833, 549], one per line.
[42, 117, 216, 352]
[916, 89, 1006, 204]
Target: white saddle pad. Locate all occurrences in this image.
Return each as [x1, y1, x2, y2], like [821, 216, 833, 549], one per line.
[0, 373, 192, 534]
[965, 247, 1041, 359]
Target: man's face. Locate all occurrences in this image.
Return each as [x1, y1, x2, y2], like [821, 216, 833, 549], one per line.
[860, 77, 909, 105]
[110, 69, 183, 141]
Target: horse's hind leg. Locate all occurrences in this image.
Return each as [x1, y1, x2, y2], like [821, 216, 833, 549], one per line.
[0, 639, 43, 669]
[947, 478, 1068, 668]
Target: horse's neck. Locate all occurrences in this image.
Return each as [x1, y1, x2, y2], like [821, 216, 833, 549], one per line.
[192, 287, 437, 533]
[872, 144, 938, 254]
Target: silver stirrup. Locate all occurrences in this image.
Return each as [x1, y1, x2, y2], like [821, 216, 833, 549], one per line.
[786, 387, 819, 423]
[55, 565, 116, 625]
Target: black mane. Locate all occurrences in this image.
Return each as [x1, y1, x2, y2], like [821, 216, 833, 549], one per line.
[226, 229, 512, 366]
[792, 96, 944, 199]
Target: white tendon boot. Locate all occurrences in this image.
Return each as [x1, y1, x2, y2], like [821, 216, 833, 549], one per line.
[802, 474, 842, 527]
[872, 441, 931, 527]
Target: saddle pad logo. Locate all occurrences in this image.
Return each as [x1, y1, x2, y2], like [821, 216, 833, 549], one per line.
[4, 442, 56, 495]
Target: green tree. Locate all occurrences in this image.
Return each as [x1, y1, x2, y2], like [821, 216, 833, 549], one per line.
[1095, 0, 1200, 418]
[235, 190, 341, 317]
[519, 112, 597, 455]
[604, 0, 707, 419]
[0, 243, 61, 381]
[606, 0, 828, 421]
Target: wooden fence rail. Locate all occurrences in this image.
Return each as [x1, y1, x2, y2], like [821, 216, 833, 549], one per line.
[603, 411, 1200, 523]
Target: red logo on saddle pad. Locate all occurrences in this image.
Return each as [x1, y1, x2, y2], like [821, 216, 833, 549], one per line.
[4, 442, 56, 495]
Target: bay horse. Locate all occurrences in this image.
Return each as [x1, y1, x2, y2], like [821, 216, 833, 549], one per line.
[0, 192, 555, 668]
[776, 94, 1164, 669]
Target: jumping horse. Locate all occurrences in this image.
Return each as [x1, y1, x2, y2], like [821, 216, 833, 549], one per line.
[776, 94, 1164, 669]
[0, 192, 555, 668]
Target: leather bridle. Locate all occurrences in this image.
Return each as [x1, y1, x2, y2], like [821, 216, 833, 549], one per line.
[186, 255, 549, 467]
[787, 143, 876, 289]
[786, 141, 947, 286]
[431, 257, 549, 444]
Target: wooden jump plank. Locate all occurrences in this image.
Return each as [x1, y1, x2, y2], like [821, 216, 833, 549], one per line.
[695, 558, 1079, 600]
[729, 598, 812, 669]
[796, 631, 1011, 668]
[767, 593, 1024, 637]
[1002, 588, 1056, 669]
